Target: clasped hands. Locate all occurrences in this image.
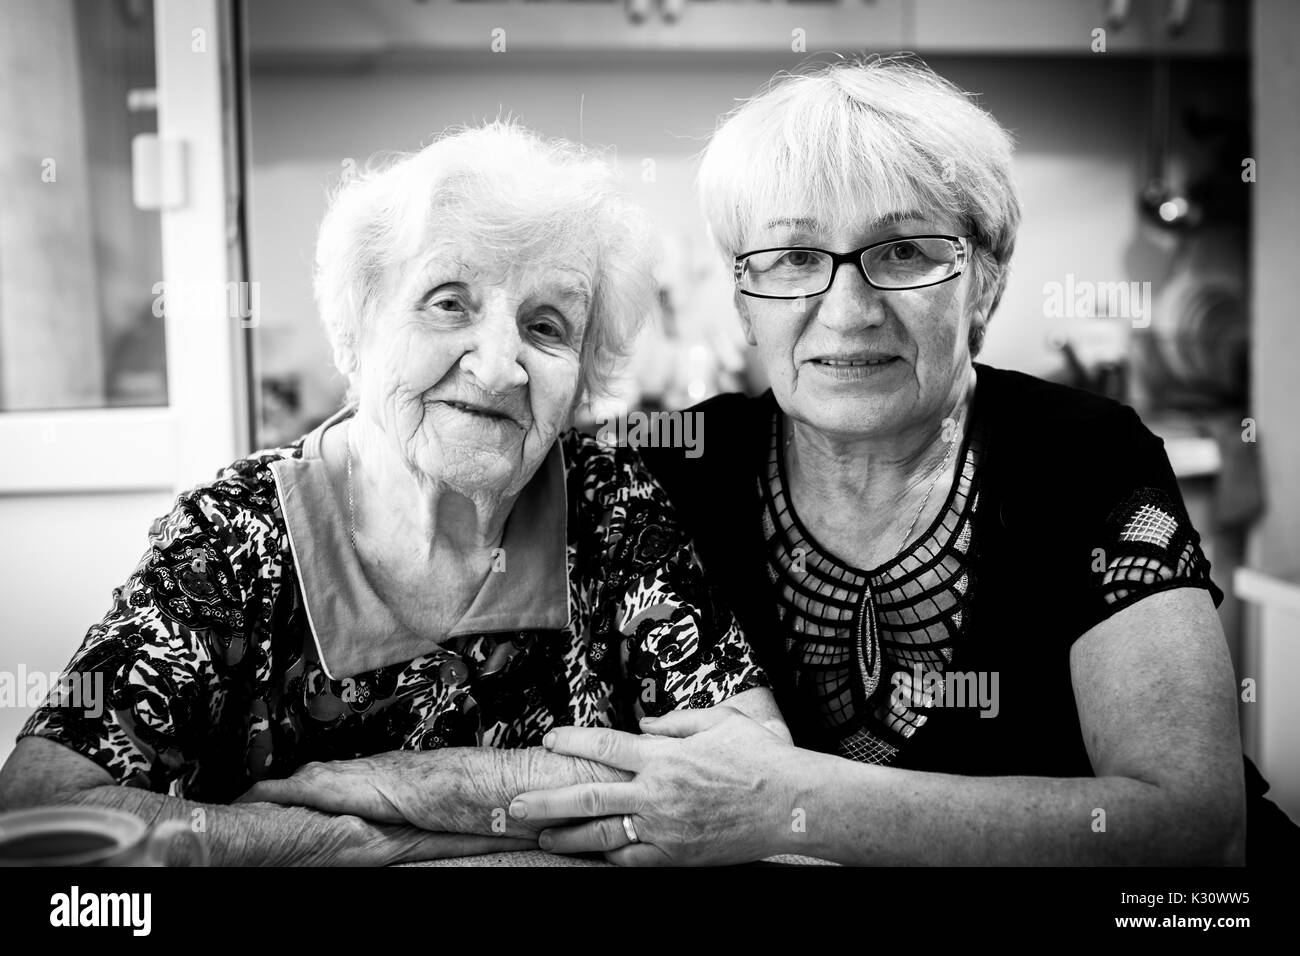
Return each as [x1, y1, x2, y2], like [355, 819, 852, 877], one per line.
[511, 705, 795, 865]
[237, 703, 794, 866]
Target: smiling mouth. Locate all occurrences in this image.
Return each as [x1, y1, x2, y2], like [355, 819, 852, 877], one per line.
[812, 356, 899, 367]
[437, 400, 520, 424]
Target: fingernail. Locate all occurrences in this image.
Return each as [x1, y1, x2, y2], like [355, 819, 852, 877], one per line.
[539, 832, 554, 851]
[509, 801, 527, 820]
[543, 731, 556, 749]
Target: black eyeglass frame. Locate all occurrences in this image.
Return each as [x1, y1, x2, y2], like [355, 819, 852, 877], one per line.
[733, 234, 970, 299]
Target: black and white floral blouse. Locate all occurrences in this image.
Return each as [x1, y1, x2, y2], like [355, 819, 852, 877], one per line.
[20, 412, 767, 803]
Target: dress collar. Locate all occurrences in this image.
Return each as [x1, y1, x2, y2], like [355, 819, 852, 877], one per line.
[270, 408, 570, 681]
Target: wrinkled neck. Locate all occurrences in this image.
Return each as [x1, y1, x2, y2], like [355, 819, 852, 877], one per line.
[344, 418, 518, 562]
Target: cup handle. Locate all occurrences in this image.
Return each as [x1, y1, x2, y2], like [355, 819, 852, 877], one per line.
[143, 820, 209, 867]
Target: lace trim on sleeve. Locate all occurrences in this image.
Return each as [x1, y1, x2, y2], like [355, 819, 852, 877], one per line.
[1098, 487, 1214, 608]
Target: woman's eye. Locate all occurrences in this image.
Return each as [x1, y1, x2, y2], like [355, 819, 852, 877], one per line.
[529, 317, 564, 341]
[779, 251, 815, 268]
[887, 242, 920, 261]
[426, 296, 465, 314]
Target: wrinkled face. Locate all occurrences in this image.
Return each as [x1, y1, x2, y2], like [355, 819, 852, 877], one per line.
[736, 208, 980, 442]
[352, 240, 592, 498]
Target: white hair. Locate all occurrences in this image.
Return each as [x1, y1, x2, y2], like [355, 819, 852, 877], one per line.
[314, 121, 659, 401]
[697, 54, 1021, 355]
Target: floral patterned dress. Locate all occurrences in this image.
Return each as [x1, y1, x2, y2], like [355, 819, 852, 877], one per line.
[19, 425, 767, 803]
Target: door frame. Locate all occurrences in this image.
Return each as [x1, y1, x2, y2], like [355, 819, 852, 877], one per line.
[0, 0, 250, 497]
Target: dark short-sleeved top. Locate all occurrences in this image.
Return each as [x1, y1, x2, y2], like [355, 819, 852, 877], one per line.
[19, 415, 767, 802]
[640, 364, 1224, 779]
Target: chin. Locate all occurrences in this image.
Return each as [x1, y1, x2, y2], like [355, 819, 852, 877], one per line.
[794, 391, 904, 439]
[433, 461, 520, 498]
[415, 441, 516, 492]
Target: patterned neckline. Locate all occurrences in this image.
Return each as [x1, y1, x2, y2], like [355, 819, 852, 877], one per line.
[759, 406, 986, 765]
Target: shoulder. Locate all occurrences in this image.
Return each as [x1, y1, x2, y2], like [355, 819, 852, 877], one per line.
[976, 364, 1137, 432]
[974, 365, 1187, 546]
[165, 440, 302, 537]
[678, 390, 772, 437]
[975, 364, 1158, 477]
[560, 429, 702, 583]
[141, 439, 305, 604]
[635, 391, 774, 488]
[561, 428, 668, 510]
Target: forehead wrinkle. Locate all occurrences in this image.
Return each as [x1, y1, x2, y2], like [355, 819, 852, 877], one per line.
[745, 125, 952, 234]
[398, 224, 598, 311]
[761, 209, 929, 233]
[752, 197, 945, 248]
[406, 245, 471, 281]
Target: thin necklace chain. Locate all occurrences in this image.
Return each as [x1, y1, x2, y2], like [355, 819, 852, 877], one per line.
[897, 415, 959, 550]
[786, 392, 967, 560]
[346, 421, 356, 552]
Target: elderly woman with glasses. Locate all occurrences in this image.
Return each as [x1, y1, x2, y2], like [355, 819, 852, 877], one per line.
[0, 123, 780, 864]
[507, 57, 1258, 866]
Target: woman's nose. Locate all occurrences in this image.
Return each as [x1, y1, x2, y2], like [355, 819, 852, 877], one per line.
[813, 260, 888, 332]
[459, 309, 529, 393]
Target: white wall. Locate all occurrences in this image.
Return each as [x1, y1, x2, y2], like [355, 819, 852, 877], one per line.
[1244, 0, 1300, 821]
[1251, 4, 1300, 577]
[246, 56, 1245, 430]
[0, 491, 175, 766]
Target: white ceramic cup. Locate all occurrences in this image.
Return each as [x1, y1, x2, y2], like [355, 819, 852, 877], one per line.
[0, 806, 208, 867]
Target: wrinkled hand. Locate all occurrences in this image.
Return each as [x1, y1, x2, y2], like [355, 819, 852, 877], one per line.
[236, 751, 483, 830]
[508, 706, 797, 866]
[236, 747, 631, 838]
[318, 815, 537, 867]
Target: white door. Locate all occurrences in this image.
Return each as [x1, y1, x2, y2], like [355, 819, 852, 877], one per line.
[0, 0, 251, 764]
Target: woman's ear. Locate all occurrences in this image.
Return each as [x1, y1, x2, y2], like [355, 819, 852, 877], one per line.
[735, 292, 758, 347]
[965, 269, 999, 356]
[568, 388, 589, 426]
[971, 258, 1002, 325]
[333, 339, 360, 388]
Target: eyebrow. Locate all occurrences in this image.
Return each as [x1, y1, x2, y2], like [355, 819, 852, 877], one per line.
[761, 210, 930, 232]
[872, 210, 930, 228]
[549, 283, 591, 309]
[531, 282, 593, 323]
[410, 257, 590, 308]
[558, 282, 591, 301]
[408, 252, 470, 289]
[763, 217, 818, 231]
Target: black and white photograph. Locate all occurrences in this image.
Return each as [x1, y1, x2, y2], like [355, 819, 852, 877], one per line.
[0, 0, 1295, 934]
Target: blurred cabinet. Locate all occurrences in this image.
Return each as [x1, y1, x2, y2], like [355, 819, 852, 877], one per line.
[910, 0, 1247, 56]
[249, 0, 909, 61]
[248, 0, 1245, 62]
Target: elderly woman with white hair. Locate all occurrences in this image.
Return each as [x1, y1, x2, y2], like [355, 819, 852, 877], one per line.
[507, 57, 1273, 866]
[0, 123, 780, 864]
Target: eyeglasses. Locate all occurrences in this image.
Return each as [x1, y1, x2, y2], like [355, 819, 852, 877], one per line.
[734, 235, 969, 299]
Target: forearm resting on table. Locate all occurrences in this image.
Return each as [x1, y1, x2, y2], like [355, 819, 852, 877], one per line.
[784, 750, 1243, 866]
[61, 786, 399, 866]
[0, 737, 531, 865]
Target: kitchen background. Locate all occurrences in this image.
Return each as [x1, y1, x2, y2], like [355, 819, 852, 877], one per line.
[1, 0, 1296, 821]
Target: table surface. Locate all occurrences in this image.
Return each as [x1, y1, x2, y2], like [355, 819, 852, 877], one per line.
[403, 851, 837, 867]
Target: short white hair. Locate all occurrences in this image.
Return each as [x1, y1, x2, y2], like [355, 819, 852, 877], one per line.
[314, 121, 658, 400]
[697, 55, 1021, 355]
